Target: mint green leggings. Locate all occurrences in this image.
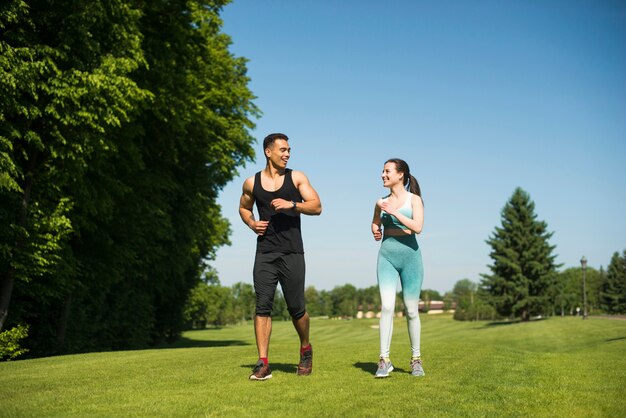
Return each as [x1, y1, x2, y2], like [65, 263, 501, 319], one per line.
[377, 234, 424, 359]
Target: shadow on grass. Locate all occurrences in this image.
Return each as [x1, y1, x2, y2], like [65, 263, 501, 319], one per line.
[240, 363, 298, 374]
[353, 362, 407, 375]
[474, 317, 549, 329]
[605, 336, 626, 343]
[164, 336, 251, 349]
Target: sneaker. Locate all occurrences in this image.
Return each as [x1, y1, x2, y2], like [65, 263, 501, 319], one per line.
[249, 360, 272, 381]
[375, 358, 394, 378]
[297, 345, 313, 376]
[410, 358, 425, 377]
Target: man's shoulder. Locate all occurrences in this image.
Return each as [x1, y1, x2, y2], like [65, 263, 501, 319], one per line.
[242, 173, 258, 192]
[289, 169, 308, 182]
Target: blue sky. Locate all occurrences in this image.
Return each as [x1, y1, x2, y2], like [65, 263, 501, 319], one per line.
[212, 0, 626, 294]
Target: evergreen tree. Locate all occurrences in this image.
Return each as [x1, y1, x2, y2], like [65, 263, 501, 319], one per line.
[481, 188, 559, 320]
[600, 250, 626, 314]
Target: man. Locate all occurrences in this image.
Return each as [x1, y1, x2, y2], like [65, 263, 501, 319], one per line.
[239, 133, 322, 381]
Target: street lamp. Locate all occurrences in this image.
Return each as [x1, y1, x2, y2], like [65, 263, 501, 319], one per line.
[580, 256, 588, 320]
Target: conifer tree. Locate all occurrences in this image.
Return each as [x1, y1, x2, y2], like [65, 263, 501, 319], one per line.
[600, 250, 626, 314]
[481, 188, 559, 320]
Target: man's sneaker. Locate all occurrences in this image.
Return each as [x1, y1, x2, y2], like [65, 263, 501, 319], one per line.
[297, 345, 313, 376]
[249, 360, 272, 381]
[375, 358, 394, 378]
[410, 358, 425, 377]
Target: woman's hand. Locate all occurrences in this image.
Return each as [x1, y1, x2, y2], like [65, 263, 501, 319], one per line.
[372, 224, 382, 241]
[379, 201, 397, 216]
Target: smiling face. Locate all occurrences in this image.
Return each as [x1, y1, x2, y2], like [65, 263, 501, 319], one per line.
[265, 138, 290, 169]
[381, 162, 404, 188]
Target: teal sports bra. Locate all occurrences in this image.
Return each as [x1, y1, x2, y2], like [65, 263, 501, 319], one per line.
[380, 193, 413, 230]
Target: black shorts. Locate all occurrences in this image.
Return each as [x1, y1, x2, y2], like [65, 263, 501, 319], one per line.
[253, 252, 306, 319]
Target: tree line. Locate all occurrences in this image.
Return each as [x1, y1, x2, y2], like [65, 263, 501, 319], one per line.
[184, 275, 413, 327]
[184, 188, 625, 327]
[184, 259, 624, 328]
[1, 0, 257, 358]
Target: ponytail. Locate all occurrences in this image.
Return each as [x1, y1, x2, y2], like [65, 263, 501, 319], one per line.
[407, 174, 422, 198]
[385, 157, 422, 202]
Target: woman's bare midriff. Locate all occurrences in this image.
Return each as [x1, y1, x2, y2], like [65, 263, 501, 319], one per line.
[384, 229, 413, 237]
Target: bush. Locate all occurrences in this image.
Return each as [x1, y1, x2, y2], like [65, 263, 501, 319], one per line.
[453, 303, 497, 321]
[0, 324, 29, 361]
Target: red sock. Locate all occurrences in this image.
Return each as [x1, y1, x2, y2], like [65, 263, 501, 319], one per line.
[300, 344, 311, 354]
[259, 357, 268, 365]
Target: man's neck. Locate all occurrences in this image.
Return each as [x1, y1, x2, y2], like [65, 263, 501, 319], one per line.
[264, 163, 285, 178]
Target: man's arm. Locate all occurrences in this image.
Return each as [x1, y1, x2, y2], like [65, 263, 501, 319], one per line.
[293, 170, 322, 215]
[239, 176, 269, 236]
[270, 171, 322, 216]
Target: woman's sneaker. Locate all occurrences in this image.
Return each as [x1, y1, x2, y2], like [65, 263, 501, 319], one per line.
[375, 358, 394, 378]
[249, 360, 272, 381]
[410, 358, 425, 377]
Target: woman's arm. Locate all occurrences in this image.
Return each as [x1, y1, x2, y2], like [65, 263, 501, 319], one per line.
[371, 201, 383, 241]
[379, 194, 423, 234]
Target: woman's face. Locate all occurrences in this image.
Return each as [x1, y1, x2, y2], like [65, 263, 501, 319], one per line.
[381, 162, 404, 188]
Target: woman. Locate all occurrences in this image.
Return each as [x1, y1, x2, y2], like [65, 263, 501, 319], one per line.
[371, 158, 425, 378]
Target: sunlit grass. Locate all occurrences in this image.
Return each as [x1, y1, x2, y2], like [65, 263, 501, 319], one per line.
[1, 315, 624, 417]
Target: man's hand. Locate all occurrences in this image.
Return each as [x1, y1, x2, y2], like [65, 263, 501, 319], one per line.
[250, 220, 269, 236]
[270, 198, 294, 212]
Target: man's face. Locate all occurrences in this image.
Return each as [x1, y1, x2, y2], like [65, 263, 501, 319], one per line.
[265, 139, 290, 168]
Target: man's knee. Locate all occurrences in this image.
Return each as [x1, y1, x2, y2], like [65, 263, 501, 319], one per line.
[290, 308, 306, 320]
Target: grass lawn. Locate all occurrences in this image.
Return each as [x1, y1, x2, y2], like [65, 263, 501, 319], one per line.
[0, 315, 624, 417]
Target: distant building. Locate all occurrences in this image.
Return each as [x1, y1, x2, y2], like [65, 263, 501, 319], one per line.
[419, 300, 456, 314]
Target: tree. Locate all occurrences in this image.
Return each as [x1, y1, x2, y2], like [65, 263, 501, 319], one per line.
[481, 188, 559, 321]
[451, 278, 495, 321]
[600, 250, 626, 314]
[304, 286, 322, 317]
[331, 284, 358, 318]
[183, 276, 237, 328]
[232, 282, 255, 322]
[271, 289, 290, 321]
[356, 285, 380, 312]
[0, 0, 149, 339]
[552, 268, 582, 316]
[1, 0, 257, 356]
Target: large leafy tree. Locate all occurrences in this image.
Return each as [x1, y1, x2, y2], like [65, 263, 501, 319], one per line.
[481, 188, 559, 321]
[0, 0, 149, 336]
[600, 250, 626, 314]
[551, 267, 603, 316]
[1, 0, 257, 355]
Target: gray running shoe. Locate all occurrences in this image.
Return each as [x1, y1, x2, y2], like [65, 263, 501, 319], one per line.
[375, 358, 394, 378]
[410, 358, 425, 377]
[249, 360, 272, 381]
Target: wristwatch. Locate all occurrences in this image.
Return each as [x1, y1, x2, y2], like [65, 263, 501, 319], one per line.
[292, 201, 297, 209]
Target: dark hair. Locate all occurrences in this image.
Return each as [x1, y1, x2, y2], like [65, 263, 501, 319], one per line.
[385, 158, 422, 198]
[263, 133, 289, 151]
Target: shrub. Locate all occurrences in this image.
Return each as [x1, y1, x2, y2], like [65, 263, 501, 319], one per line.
[0, 324, 29, 361]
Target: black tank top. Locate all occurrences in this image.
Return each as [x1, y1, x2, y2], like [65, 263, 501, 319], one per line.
[253, 169, 304, 254]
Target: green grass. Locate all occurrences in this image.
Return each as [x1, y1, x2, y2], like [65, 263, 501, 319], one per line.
[1, 315, 624, 417]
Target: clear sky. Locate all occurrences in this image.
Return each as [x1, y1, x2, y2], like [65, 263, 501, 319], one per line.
[212, 0, 626, 294]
